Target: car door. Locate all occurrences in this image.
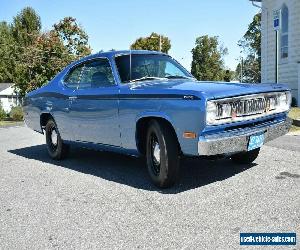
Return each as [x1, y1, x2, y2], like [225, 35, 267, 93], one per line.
[69, 58, 120, 146]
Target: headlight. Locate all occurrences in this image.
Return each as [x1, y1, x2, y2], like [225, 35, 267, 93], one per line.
[206, 101, 217, 125]
[206, 102, 234, 125]
[206, 91, 291, 126]
[206, 101, 233, 125]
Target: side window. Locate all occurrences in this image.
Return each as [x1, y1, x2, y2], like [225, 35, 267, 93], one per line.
[79, 58, 115, 89]
[64, 64, 84, 89]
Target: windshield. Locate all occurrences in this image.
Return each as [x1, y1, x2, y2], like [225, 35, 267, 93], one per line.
[115, 54, 193, 83]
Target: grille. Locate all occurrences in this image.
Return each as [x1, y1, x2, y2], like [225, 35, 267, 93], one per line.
[217, 96, 277, 117]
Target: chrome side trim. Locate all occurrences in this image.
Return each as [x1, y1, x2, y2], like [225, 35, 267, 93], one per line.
[198, 118, 292, 156]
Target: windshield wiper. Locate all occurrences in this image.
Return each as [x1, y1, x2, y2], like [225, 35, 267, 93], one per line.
[129, 76, 167, 83]
[165, 75, 193, 79]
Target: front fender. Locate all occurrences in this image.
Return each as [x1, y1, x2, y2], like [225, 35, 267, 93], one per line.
[135, 111, 174, 125]
[135, 110, 201, 156]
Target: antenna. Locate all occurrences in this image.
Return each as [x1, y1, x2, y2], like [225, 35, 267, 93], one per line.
[129, 50, 132, 81]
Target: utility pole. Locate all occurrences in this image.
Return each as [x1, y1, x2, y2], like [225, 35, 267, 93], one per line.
[273, 9, 281, 83]
[150, 34, 162, 52]
[159, 35, 162, 52]
[275, 30, 279, 83]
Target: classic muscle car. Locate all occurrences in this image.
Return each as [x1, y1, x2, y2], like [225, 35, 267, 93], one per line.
[23, 50, 292, 188]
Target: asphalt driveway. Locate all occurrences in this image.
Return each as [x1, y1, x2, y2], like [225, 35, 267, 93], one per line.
[0, 125, 299, 249]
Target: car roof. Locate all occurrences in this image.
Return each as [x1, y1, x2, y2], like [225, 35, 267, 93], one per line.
[97, 50, 165, 57]
[77, 50, 167, 62]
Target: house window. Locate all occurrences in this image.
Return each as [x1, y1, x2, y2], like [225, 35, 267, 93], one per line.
[281, 4, 289, 58]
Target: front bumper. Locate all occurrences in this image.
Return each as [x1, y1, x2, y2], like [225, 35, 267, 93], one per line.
[198, 118, 292, 156]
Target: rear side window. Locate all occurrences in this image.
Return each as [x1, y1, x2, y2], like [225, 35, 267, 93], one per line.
[64, 64, 84, 89]
[79, 58, 115, 89]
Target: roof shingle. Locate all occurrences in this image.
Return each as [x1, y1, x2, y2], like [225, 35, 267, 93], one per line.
[0, 83, 13, 92]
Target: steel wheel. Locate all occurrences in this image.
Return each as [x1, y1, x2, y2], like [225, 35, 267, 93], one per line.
[48, 124, 58, 151]
[45, 119, 69, 160]
[149, 133, 161, 176]
[146, 120, 180, 188]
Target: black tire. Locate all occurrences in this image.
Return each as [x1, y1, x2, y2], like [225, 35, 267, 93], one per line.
[231, 148, 260, 164]
[45, 119, 69, 160]
[146, 120, 180, 188]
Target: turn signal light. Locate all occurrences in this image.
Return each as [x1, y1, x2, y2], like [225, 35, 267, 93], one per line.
[183, 132, 197, 139]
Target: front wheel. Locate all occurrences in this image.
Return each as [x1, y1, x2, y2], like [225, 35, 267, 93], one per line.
[230, 148, 260, 164]
[146, 120, 180, 188]
[45, 119, 69, 160]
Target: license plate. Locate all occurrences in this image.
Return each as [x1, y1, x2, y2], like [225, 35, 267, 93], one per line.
[248, 133, 264, 151]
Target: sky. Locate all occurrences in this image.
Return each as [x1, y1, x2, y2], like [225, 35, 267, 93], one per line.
[0, 0, 259, 71]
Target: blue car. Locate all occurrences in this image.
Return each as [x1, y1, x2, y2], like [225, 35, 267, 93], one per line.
[23, 50, 292, 188]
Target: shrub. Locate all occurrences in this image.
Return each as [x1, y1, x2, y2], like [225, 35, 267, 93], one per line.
[0, 102, 6, 120]
[10, 106, 24, 121]
[291, 97, 298, 107]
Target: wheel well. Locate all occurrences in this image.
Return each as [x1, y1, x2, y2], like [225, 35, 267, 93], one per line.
[135, 117, 181, 156]
[40, 113, 53, 131]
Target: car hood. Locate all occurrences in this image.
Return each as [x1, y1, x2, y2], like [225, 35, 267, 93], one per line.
[128, 79, 290, 100]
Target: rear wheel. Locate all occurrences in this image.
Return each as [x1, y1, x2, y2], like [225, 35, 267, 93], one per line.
[45, 119, 69, 160]
[231, 148, 260, 164]
[146, 120, 180, 188]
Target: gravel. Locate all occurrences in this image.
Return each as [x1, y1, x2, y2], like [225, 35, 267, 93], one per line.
[0, 125, 299, 249]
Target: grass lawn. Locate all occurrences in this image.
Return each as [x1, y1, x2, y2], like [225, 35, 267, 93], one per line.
[289, 125, 300, 132]
[288, 107, 300, 120]
[0, 120, 23, 127]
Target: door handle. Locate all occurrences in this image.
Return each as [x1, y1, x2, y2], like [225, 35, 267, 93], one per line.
[68, 96, 77, 101]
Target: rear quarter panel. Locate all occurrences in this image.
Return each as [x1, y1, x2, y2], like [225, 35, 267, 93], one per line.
[23, 67, 74, 139]
[23, 88, 50, 133]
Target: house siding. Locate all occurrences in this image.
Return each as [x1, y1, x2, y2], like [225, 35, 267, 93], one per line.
[0, 96, 19, 113]
[261, 0, 300, 105]
[0, 84, 21, 113]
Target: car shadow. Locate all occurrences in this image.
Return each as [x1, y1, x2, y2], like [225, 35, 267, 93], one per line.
[8, 145, 256, 194]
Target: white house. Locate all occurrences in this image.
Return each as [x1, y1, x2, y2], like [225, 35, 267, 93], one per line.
[0, 83, 21, 113]
[251, 0, 300, 106]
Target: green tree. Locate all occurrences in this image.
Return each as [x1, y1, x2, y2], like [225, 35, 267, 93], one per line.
[236, 55, 260, 83]
[224, 70, 231, 82]
[14, 31, 73, 96]
[0, 7, 92, 96]
[53, 17, 91, 57]
[0, 7, 41, 84]
[237, 13, 261, 83]
[0, 21, 15, 82]
[130, 32, 171, 53]
[191, 35, 228, 81]
[11, 7, 41, 47]
[9, 106, 23, 121]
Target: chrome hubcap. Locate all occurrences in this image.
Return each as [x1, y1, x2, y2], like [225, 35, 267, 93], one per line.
[149, 133, 161, 176]
[153, 142, 160, 164]
[51, 128, 58, 146]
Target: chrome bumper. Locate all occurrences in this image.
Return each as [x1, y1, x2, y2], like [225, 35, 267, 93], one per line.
[198, 118, 292, 156]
